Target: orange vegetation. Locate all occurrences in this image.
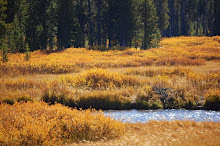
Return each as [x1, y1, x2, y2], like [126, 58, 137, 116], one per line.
[60, 68, 138, 89]
[0, 102, 124, 145]
[71, 121, 220, 146]
[0, 36, 220, 145]
[0, 65, 219, 110]
[1, 36, 220, 76]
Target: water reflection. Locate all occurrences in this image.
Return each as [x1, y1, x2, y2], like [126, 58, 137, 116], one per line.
[104, 109, 220, 123]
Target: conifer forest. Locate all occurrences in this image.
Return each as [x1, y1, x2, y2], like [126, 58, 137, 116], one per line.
[1, 0, 220, 51]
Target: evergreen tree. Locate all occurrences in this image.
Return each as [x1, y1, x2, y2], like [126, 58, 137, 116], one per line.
[26, 0, 41, 51]
[186, 0, 198, 36]
[141, 0, 160, 49]
[74, 0, 86, 48]
[208, 0, 215, 35]
[57, 0, 74, 49]
[24, 43, 30, 61]
[0, 0, 7, 41]
[1, 40, 8, 62]
[180, 0, 187, 35]
[38, 0, 50, 50]
[9, 0, 28, 52]
[96, 0, 101, 46]
[6, 0, 15, 23]
[87, 0, 94, 46]
[46, 0, 58, 50]
[106, 0, 134, 47]
[132, 0, 143, 48]
[0, 0, 8, 62]
[106, 0, 120, 47]
[154, 0, 170, 37]
[214, 0, 220, 35]
[118, 0, 134, 47]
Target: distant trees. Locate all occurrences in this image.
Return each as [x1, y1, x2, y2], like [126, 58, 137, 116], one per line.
[141, 0, 160, 49]
[0, 0, 220, 53]
[154, 0, 170, 37]
[0, 0, 7, 42]
[106, 0, 134, 47]
[165, 0, 219, 36]
[0, 0, 8, 62]
[57, 0, 74, 50]
[214, 0, 220, 35]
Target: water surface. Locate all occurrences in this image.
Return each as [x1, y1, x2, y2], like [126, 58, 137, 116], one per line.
[104, 109, 220, 123]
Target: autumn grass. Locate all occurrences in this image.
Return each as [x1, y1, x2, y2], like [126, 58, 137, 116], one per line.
[0, 102, 125, 145]
[60, 68, 138, 89]
[0, 36, 219, 110]
[125, 66, 192, 77]
[1, 36, 220, 76]
[0, 67, 219, 110]
[0, 36, 220, 145]
[73, 121, 220, 146]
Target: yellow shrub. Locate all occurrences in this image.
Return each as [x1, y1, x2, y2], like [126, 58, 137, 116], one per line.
[155, 57, 205, 66]
[60, 68, 138, 89]
[125, 67, 192, 77]
[0, 102, 125, 145]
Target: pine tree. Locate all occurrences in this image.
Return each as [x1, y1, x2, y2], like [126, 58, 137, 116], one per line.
[141, 0, 161, 49]
[87, 0, 94, 46]
[118, 0, 133, 47]
[166, 0, 181, 36]
[96, 0, 101, 46]
[0, 0, 7, 41]
[214, 0, 220, 35]
[24, 43, 30, 61]
[46, 0, 58, 50]
[38, 0, 50, 50]
[1, 41, 8, 62]
[132, 0, 143, 48]
[106, 0, 119, 47]
[154, 0, 170, 37]
[186, 0, 198, 36]
[9, 0, 28, 52]
[26, 0, 41, 51]
[6, 0, 15, 23]
[0, 0, 8, 62]
[74, 0, 86, 48]
[57, 0, 74, 49]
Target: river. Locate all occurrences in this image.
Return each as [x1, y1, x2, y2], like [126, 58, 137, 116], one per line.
[104, 109, 220, 123]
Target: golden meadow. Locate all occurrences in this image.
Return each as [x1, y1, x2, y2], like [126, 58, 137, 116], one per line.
[1, 36, 220, 76]
[0, 36, 220, 145]
[1, 36, 219, 109]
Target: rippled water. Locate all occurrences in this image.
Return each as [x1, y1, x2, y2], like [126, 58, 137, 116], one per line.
[104, 109, 220, 123]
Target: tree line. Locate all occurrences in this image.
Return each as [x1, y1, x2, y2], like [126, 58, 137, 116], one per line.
[0, 0, 220, 53]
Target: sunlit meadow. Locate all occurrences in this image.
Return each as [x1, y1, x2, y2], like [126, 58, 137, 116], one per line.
[0, 36, 220, 145]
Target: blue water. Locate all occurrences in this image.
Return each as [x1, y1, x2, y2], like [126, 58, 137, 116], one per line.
[104, 109, 220, 123]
